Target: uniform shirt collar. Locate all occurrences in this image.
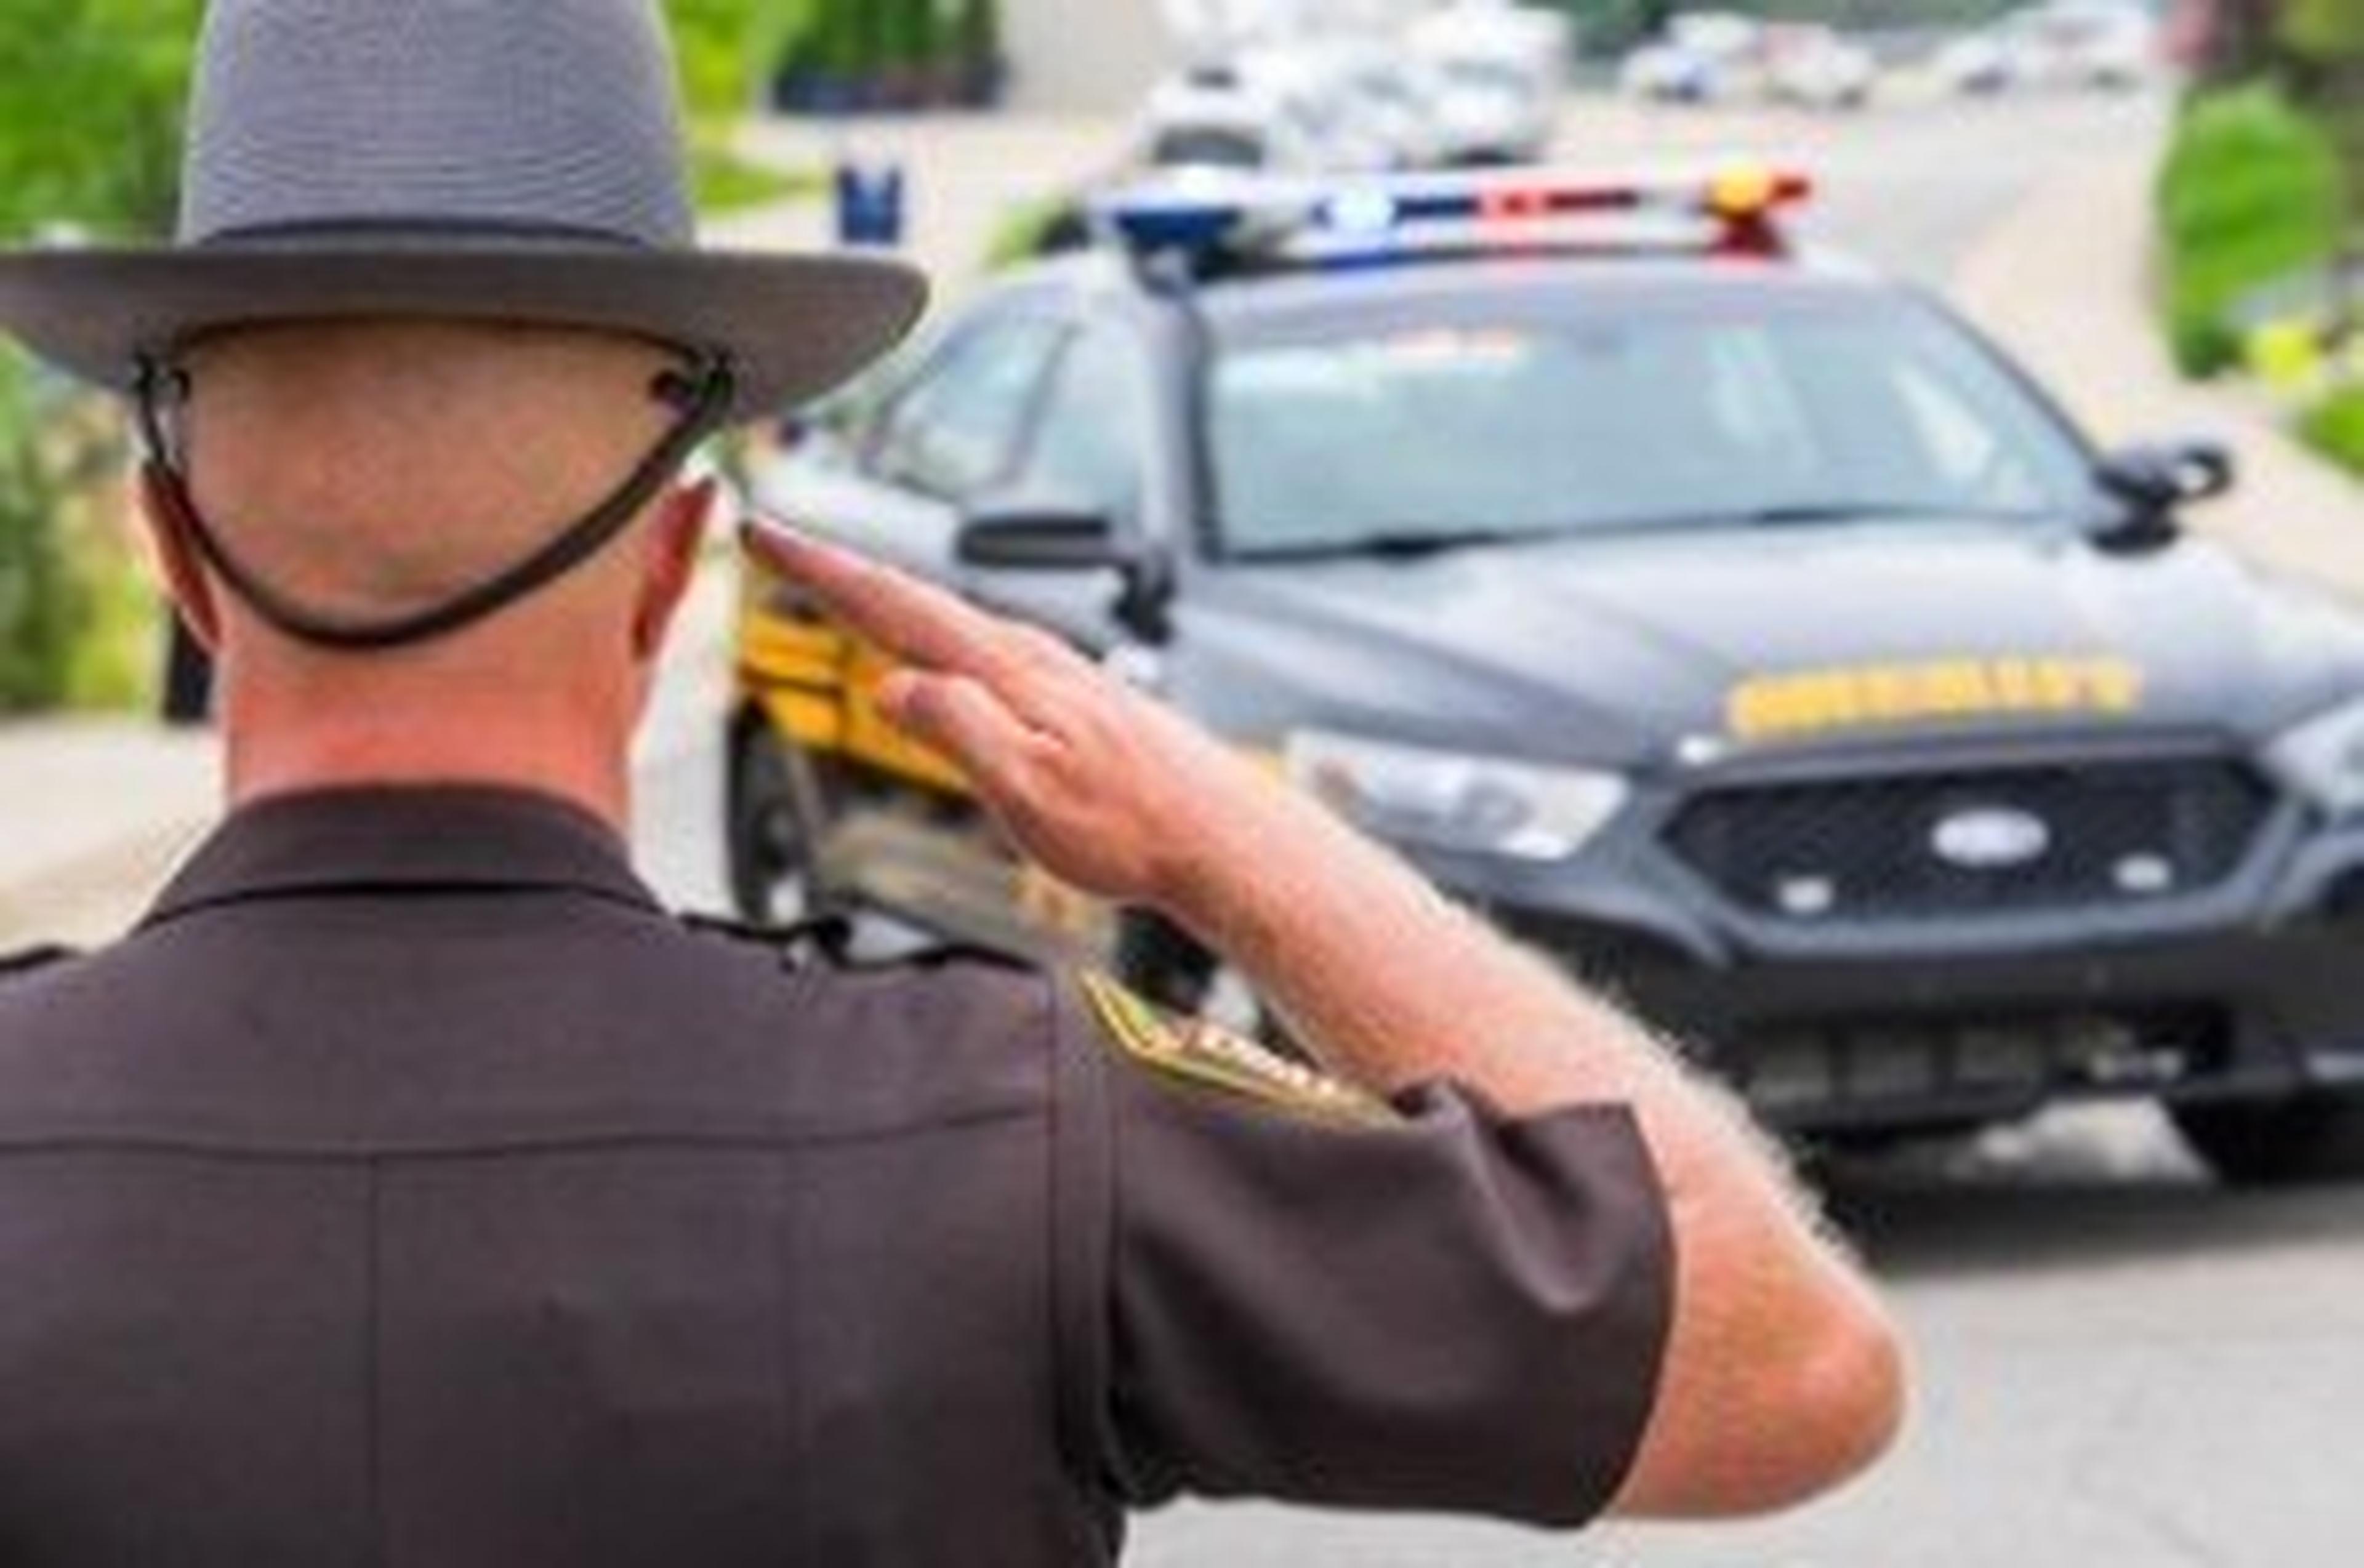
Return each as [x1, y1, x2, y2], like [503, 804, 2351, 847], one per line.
[143, 785, 663, 928]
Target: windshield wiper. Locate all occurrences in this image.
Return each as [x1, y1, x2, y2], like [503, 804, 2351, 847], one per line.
[1724, 501, 2050, 528]
[1237, 528, 1538, 564]
[1232, 503, 2054, 563]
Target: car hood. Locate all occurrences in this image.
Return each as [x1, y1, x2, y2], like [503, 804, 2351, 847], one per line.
[1193, 521, 2364, 765]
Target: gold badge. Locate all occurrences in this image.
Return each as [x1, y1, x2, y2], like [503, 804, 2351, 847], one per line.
[1074, 971, 1394, 1127]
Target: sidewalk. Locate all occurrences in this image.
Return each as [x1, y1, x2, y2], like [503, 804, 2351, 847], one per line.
[0, 719, 213, 949]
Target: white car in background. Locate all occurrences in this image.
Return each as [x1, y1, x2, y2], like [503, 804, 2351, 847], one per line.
[1619, 38, 1721, 103]
[1327, 49, 1456, 170]
[1932, 29, 2015, 95]
[1937, 1, 2156, 95]
[1764, 25, 1877, 111]
[1620, 12, 1766, 107]
[1410, 4, 1568, 164]
[2034, 0, 2157, 89]
[1138, 65, 1319, 173]
[1138, 49, 1404, 177]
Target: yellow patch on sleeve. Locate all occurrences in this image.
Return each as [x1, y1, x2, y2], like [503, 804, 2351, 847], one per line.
[1074, 971, 1396, 1128]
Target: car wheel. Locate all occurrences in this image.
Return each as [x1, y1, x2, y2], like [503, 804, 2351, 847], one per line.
[726, 722, 835, 926]
[2171, 1090, 2364, 1186]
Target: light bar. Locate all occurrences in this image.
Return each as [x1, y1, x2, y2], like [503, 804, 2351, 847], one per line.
[1090, 164, 1815, 267]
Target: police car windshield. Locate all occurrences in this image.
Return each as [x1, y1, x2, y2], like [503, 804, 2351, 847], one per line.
[1207, 289, 2099, 561]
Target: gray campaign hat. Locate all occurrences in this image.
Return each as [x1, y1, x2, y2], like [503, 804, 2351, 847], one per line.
[0, 0, 927, 424]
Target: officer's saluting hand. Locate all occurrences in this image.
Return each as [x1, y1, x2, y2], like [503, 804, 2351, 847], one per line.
[747, 520, 1906, 1521]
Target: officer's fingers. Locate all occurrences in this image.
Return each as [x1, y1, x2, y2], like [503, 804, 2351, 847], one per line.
[741, 520, 1019, 682]
[876, 672, 1043, 800]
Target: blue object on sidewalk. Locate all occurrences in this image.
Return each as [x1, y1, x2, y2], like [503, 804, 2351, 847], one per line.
[834, 163, 907, 249]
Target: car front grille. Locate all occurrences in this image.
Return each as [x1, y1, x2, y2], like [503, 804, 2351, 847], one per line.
[1663, 757, 2276, 922]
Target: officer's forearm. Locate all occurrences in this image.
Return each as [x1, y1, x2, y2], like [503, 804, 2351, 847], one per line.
[1162, 782, 1726, 1115]
[1160, 788, 1907, 1518]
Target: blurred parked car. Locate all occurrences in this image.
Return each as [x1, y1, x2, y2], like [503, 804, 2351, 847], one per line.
[1937, 1, 2157, 95]
[1136, 59, 1355, 174]
[1409, 3, 1567, 163]
[1933, 30, 2016, 96]
[1620, 12, 1766, 107]
[1764, 25, 1878, 111]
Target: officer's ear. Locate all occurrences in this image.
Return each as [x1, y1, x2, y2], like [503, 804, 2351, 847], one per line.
[136, 465, 225, 655]
[631, 476, 718, 663]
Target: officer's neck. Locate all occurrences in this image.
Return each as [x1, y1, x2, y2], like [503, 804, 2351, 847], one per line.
[214, 641, 638, 837]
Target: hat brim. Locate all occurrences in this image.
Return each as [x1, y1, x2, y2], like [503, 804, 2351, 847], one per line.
[0, 238, 929, 423]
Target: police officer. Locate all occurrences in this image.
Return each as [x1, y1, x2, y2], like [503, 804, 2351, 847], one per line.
[0, 2, 1901, 1564]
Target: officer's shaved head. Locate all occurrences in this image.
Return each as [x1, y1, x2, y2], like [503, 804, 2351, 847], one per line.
[182, 320, 680, 626]
[144, 317, 718, 822]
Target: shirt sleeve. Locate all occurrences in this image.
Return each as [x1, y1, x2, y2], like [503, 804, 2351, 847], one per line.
[1048, 975, 1674, 1530]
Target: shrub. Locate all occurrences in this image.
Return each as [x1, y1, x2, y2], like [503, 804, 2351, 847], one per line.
[0, 353, 153, 715]
[2157, 84, 2344, 378]
[2299, 384, 2364, 475]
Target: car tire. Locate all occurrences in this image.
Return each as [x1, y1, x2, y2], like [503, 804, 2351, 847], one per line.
[725, 720, 837, 927]
[2171, 1090, 2364, 1186]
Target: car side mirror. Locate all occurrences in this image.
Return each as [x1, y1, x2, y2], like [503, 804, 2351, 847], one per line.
[2093, 439, 2235, 549]
[956, 503, 1177, 643]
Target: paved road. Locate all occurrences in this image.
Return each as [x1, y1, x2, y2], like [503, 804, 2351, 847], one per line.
[630, 92, 2364, 1567]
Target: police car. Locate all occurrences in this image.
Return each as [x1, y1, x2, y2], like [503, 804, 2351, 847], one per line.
[731, 166, 2364, 1183]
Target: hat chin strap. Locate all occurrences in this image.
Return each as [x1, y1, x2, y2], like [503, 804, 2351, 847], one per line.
[133, 352, 736, 653]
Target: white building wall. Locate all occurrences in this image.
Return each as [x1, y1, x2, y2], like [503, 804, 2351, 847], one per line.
[999, 0, 1178, 112]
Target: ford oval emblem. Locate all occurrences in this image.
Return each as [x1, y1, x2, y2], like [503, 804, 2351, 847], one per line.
[1931, 806, 2051, 870]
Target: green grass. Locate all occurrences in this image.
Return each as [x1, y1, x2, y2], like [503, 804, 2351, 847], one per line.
[692, 143, 826, 218]
[2157, 84, 2345, 379]
[2300, 384, 2364, 478]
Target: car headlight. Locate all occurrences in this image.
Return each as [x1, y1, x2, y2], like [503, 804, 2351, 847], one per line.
[1284, 730, 1628, 862]
[2270, 696, 2364, 818]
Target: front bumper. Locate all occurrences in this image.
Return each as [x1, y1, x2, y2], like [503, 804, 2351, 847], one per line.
[1493, 906, 2363, 1133]
[1409, 746, 2364, 1135]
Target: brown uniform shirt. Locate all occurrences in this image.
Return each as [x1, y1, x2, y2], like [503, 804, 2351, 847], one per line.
[0, 788, 1672, 1566]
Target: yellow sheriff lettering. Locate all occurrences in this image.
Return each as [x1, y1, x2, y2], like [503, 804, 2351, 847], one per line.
[1727, 656, 2145, 742]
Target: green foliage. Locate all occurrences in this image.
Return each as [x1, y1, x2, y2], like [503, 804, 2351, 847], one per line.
[0, 353, 153, 715]
[668, 0, 819, 119]
[2299, 384, 2364, 476]
[0, 0, 203, 243]
[693, 147, 825, 215]
[0, 361, 85, 712]
[2157, 84, 2345, 377]
[2283, 0, 2364, 61]
[782, 0, 999, 78]
[0, 4, 197, 710]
